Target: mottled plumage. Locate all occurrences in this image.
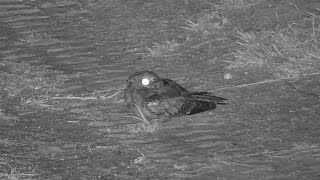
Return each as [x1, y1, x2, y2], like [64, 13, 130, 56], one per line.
[124, 70, 227, 120]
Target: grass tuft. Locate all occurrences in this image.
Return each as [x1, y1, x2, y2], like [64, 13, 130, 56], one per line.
[0, 61, 68, 104]
[226, 17, 320, 77]
[6, 168, 20, 180]
[127, 121, 158, 133]
[50, 88, 124, 102]
[144, 40, 180, 58]
[183, 12, 228, 36]
[125, 104, 160, 133]
[215, 0, 261, 10]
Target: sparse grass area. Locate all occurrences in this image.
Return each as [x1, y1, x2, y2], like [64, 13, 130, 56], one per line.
[0, 167, 38, 180]
[181, 0, 320, 78]
[19, 32, 56, 45]
[170, 142, 320, 179]
[125, 104, 159, 133]
[144, 40, 180, 58]
[183, 12, 228, 36]
[144, 11, 228, 58]
[179, 1, 320, 79]
[292, 142, 318, 150]
[0, 60, 124, 110]
[182, 0, 261, 36]
[215, 0, 261, 10]
[50, 88, 124, 102]
[0, 61, 68, 104]
[227, 16, 320, 77]
[143, 0, 262, 61]
[127, 121, 158, 133]
[0, 167, 20, 180]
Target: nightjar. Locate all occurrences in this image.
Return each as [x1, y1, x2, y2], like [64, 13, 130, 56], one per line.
[124, 70, 227, 120]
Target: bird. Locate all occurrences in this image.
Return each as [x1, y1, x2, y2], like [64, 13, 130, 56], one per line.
[124, 70, 227, 120]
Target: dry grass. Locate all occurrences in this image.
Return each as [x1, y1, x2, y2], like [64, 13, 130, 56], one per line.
[182, 0, 262, 36]
[126, 121, 158, 133]
[226, 15, 320, 77]
[125, 104, 159, 133]
[183, 12, 229, 36]
[0, 61, 67, 103]
[170, 142, 319, 179]
[0, 168, 20, 180]
[19, 32, 56, 45]
[144, 40, 180, 58]
[215, 0, 261, 10]
[180, 1, 319, 78]
[133, 152, 149, 165]
[50, 88, 124, 101]
[0, 167, 37, 180]
[21, 88, 124, 109]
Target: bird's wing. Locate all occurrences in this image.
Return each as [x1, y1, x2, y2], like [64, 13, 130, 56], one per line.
[145, 93, 196, 117]
[145, 80, 227, 117]
[191, 92, 228, 105]
[161, 78, 191, 95]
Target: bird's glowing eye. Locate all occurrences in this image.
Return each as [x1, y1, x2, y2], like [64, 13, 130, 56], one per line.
[141, 78, 150, 86]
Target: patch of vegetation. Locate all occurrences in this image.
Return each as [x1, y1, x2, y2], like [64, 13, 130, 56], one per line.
[179, 1, 320, 79]
[183, 12, 229, 36]
[0, 166, 38, 180]
[51, 88, 124, 101]
[124, 104, 159, 133]
[19, 32, 56, 45]
[144, 40, 180, 58]
[144, 0, 261, 59]
[182, 0, 262, 36]
[215, 0, 262, 10]
[127, 122, 158, 133]
[0, 61, 68, 105]
[227, 16, 320, 77]
[0, 167, 20, 180]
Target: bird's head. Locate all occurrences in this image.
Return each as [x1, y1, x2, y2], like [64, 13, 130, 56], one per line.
[127, 70, 163, 89]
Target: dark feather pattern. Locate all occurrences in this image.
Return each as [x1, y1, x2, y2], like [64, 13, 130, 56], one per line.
[124, 70, 227, 120]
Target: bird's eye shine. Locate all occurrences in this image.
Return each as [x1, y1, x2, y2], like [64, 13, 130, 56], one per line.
[141, 78, 150, 86]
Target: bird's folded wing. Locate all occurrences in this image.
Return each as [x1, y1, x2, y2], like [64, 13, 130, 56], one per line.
[145, 94, 196, 117]
[191, 92, 227, 104]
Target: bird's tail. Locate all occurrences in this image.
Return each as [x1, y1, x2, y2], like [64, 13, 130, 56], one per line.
[191, 92, 227, 105]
